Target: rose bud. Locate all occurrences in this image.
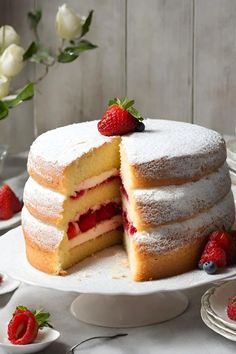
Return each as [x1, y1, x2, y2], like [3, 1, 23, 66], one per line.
[56, 3, 84, 40]
[0, 44, 25, 77]
[0, 25, 20, 51]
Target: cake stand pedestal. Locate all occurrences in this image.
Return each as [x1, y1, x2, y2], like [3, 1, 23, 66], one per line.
[70, 292, 188, 327]
[0, 227, 235, 328]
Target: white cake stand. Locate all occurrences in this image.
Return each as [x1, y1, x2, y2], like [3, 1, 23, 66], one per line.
[0, 227, 236, 328]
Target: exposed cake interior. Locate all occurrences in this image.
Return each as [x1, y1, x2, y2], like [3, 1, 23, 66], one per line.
[22, 119, 235, 280]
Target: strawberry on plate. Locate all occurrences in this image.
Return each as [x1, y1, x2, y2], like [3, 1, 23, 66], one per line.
[0, 184, 23, 220]
[98, 97, 145, 136]
[8, 305, 52, 345]
[199, 240, 226, 268]
[227, 296, 236, 321]
[210, 229, 236, 265]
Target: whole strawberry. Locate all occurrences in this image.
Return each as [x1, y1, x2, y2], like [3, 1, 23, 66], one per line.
[210, 229, 236, 265]
[0, 184, 23, 220]
[98, 97, 144, 136]
[199, 240, 226, 268]
[227, 296, 236, 321]
[8, 305, 52, 345]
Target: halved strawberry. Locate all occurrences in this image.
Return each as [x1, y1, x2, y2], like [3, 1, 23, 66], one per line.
[209, 230, 232, 252]
[98, 97, 144, 136]
[96, 202, 120, 223]
[8, 306, 52, 345]
[67, 222, 80, 239]
[78, 211, 96, 232]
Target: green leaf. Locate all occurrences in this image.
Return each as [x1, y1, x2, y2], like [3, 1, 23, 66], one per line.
[57, 40, 97, 63]
[23, 41, 38, 61]
[28, 9, 42, 31]
[57, 51, 78, 63]
[0, 101, 9, 120]
[5, 83, 34, 109]
[16, 305, 28, 311]
[81, 10, 94, 38]
[33, 308, 53, 329]
[127, 106, 143, 121]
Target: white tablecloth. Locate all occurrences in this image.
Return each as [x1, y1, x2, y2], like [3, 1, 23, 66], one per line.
[0, 283, 236, 354]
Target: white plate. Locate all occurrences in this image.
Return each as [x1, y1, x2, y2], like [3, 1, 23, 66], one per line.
[0, 274, 20, 295]
[0, 212, 21, 231]
[0, 227, 236, 295]
[201, 306, 236, 341]
[0, 327, 60, 354]
[207, 280, 236, 330]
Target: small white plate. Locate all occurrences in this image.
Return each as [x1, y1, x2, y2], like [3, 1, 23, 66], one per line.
[0, 213, 21, 231]
[201, 306, 236, 342]
[208, 280, 236, 330]
[0, 274, 20, 295]
[0, 327, 60, 354]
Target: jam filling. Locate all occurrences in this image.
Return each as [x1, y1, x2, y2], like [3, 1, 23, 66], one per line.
[122, 211, 137, 236]
[67, 202, 121, 240]
[120, 181, 129, 200]
[70, 175, 121, 200]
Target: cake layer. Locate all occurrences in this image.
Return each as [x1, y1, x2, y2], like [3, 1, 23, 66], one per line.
[125, 191, 235, 281]
[131, 190, 235, 256]
[28, 121, 120, 194]
[121, 119, 226, 188]
[24, 228, 123, 275]
[24, 174, 121, 228]
[123, 163, 231, 230]
[22, 206, 122, 252]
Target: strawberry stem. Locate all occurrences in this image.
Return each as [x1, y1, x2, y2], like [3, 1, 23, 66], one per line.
[108, 97, 143, 122]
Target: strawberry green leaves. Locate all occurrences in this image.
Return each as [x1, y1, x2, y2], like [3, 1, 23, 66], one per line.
[16, 305, 53, 329]
[108, 97, 143, 122]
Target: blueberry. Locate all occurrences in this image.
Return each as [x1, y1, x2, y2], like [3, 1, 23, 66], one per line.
[198, 263, 203, 270]
[135, 122, 145, 132]
[203, 261, 217, 274]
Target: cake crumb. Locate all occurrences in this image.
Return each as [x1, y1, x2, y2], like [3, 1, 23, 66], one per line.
[59, 270, 67, 276]
[119, 258, 129, 268]
[111, 269, 127, 279]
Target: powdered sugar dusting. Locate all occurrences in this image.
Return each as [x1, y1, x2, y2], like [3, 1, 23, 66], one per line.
[24, 178, 65, 217]
[121, 119, 226, 180]
[133, 191, 235, 254]
[22, 207, 64, 251]
[28, 120, 114, 178]
[132, 163, 231, 225]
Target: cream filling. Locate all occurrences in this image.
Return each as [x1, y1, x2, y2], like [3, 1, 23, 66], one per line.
[73, 168, 119, 194]
[68, 215, 122, 249]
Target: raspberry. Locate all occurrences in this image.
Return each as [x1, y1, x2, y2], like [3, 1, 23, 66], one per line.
[227, 296, 236, 321]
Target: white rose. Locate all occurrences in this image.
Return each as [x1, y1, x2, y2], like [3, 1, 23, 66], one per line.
[0, 25, 20, 51]
[0, 75, 10, 99]
[0, 44, 25, 77]
[56, 4, 83, 40]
